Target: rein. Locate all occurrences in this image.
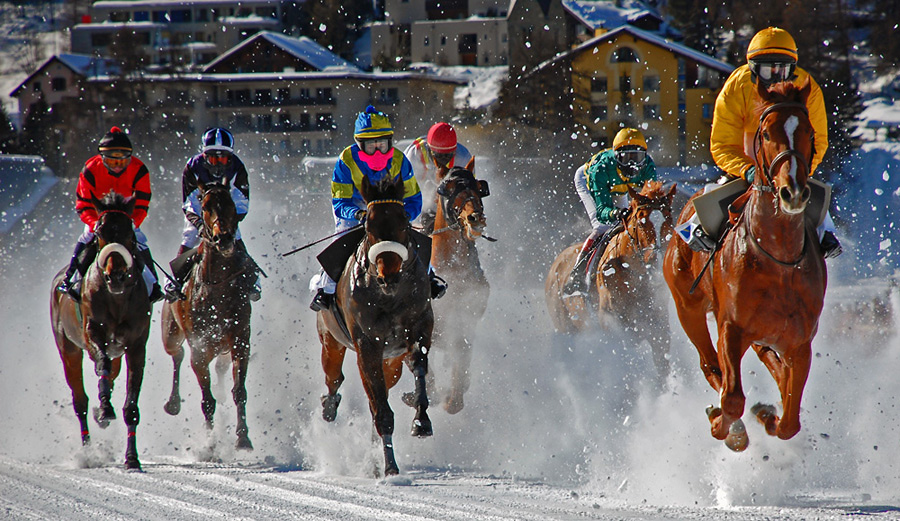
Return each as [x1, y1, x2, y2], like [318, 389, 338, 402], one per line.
[752, 101, 811, 192]
[743, 195, 808, 267]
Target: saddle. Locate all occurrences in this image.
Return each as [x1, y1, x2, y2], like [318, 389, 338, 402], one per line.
[316, 227, 432, 283]
[693, 178, 831, 241]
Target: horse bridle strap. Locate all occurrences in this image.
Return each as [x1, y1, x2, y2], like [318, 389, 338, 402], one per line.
[367, 199, 404, 208]
[753, 101, 811, 190]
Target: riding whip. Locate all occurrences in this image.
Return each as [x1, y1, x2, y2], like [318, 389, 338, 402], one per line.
[281, 224, 363, 257]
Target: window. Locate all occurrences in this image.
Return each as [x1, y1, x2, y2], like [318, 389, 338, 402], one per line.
[257, 114, 273, 131]
[643, 75, 660, 92]
[611, 47, 639, 63]
[109, 11, 129, 22]
[424, 36, 429, 47]
[152, 10, 167, 23]
[235, 89, 250, 104]
[277, 87, 290, 101]
[299, 113, 311, 130]
[618, 74, 632, 92]
[316, 113, 334, 130]
[51, 77, 66, 91]
[316, 88, 333, 101]
[170, 9, 191, 22]
[591, 105, 607, 122]
[280, 113, 291, 129]
[702, 103, 713, 119]
[233, 114, 252, 131]
[643, 104, 659, 120]
[32, 82, 41, 92]
[91, 33, 111, 47]
[591, 78, 607, 93]
[255, 89, 272, 104]
[441, 36, 446, 45]
[134, 11, 149, 21]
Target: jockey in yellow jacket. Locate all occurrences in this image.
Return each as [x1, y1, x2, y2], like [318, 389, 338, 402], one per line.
[681, 27, 841, 258]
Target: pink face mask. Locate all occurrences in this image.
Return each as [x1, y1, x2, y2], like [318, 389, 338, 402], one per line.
[358, 149, 392, 171]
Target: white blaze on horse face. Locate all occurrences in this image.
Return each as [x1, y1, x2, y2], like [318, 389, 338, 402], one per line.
[783, 115, 800, 182]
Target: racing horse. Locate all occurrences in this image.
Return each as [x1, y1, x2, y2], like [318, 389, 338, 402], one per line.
[663, 80, 826, 451]
[546, 180, 677, 387]
[50, 193, 151, 470]
[316, 173, 434, 476]
[427, 157, 490, 414]
[161, 182, 256, 450]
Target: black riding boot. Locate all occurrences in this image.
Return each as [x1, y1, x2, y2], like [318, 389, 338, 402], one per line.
[136, 248, 163, 303]
[562, 233, 601, 297]
[236, 239, 261, 302]
[58, 241, 97, 302]
[430, 271, 447, 300]
[420, 209, 436, 235]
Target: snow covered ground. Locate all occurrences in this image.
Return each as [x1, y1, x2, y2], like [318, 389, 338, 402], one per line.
[1, 146, 899, 519]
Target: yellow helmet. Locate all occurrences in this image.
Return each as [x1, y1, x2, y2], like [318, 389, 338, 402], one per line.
[747, 27, 798, 62]
[612, 128, 647, 150]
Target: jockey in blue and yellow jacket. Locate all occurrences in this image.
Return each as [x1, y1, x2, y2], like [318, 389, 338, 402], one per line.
[311, 106, 443, 311]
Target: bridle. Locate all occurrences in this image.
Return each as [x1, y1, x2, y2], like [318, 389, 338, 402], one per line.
[360, 198, 416, 273]
[431, 171, 488, 237]
[752, 101, 812, 193]
[623, 197, 672, 261]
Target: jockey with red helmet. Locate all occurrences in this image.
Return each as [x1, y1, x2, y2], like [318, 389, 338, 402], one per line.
[56, 126, 163, 303]
[403, 122, 472, 232]
[678, 27, 840, 258]
[163, 127, 261, 302]
[309, 106, 446, 311]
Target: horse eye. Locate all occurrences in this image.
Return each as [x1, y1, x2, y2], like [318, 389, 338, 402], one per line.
[763, 131, 770, 140]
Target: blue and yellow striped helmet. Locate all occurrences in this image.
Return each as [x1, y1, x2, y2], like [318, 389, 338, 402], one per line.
[353, 105, 393, 140]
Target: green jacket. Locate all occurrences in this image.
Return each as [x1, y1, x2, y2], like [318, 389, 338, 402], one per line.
[585, 149, 657, 224]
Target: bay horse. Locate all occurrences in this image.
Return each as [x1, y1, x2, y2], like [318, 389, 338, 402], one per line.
[663, 80, 826, 451]
[316, 173, 434, 476]
[427, 157, 490, 414]
[161, 182, 256, 450]
[546, 180, 677, 387]
[50, 193, 150, 470]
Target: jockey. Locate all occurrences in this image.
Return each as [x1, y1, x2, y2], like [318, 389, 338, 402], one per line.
[309, 105, 447, 311]
[403, 122, 473, 233]
[56, 126, 163, 303]
[680, 26, 841, 258]
[164, 127, 260, 302]
[563, 128, 657, 297]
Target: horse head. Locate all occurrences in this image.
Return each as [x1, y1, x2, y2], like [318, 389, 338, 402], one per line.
[626, 180, 677, 264]
[435, 157, 489, 241]
[92, 193, 137, 294]
[754, 80, 815, 215]
[360, 174, 410, 286]
[198, 181, 238, 255]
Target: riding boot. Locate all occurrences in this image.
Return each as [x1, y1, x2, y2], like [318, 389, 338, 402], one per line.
[821, 231, 842, 259]
[420, 209, 436, 235]
[429, 272, 447, 300]
[236, 239, 261, 302]
[310, 288, 334, 311]
[562, 234, 599, 297]
[164, 245, 193, 302]
[58, 241, 97, 302]
[137, 248, 163, 303]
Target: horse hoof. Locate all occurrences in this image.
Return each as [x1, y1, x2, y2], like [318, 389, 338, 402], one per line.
[725, 419, 749, 452]
[705, 405, 721, 419]
[321, 393, 341, 422]
[751, 403, 778, 435]
[411, 416, 433, 438]
[443, 397, 464, 415]
[124, 458, 142, 471]
[384, 463, 400, 476]
[93, 406, 115, 428]
[236, 436, 254, 451]
[163, 398, 181, 416]
[401, 392, 416, 408]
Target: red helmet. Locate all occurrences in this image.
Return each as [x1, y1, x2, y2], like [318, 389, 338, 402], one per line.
[426, 122, 457, 154]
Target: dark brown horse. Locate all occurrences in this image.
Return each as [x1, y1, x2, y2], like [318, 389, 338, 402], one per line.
[316, 174, 433, 476]
[546, 180, 677, 386]
[50, 193, 150, 470]
[428, 158, 490, 414]
[663, 80, 826, 451]
[161, 182, 256, 450]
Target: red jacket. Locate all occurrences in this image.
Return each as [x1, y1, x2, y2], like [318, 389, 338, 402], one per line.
[76, 155, 151, 230]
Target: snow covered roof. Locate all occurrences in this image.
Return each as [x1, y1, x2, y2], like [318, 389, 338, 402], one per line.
[562, 0, 661, 30]
[92, 0, 280, 8]
[528, 25, 733, 77]
[9, 54, 118, 97]
[203, 31, 359, 73]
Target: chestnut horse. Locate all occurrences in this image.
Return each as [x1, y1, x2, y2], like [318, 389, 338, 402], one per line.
[161, 182, 256, 450]
[663, 80, 826, 451]
[316, 174, 433, 476]
[427, 158, 490, 414]
[50, 193, 150, 470]
[546, 180, 676, 387]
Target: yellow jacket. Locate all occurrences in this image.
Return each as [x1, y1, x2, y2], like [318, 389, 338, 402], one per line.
[710, 64, 828, 179]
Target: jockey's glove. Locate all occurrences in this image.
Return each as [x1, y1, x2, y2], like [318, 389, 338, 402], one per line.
[744, 166, 756, 183]
[354, 209, 367, 222]
[612, 207, 629, 221]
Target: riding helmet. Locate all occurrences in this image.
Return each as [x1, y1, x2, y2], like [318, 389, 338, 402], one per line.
[746, 27, 798, 62]
[201, 127, 235, 153]
[612, 128, 647, 151]
[427, 122, 457, 154]
[98, 126, 132, 153]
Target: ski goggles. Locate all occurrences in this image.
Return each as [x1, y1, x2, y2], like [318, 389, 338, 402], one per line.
[204, 150, 232, 165]
[101, 150, 131, 169]
[750, 59, 795, 83]
[616, 149, 647, 167]
[361, 137, 391, 155]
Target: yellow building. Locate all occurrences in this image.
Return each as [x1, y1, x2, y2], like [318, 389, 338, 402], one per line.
[527, 25, 734, 167]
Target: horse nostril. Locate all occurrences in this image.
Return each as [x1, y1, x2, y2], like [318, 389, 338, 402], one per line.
[802, 186, 811, 202]
[779, 186, 792, 202]
[467, 214, 477, 223]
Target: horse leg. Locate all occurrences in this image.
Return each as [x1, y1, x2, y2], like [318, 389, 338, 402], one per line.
[751, 346, 785, 436]
[320, 332, 346, 422]
[92, 356, 116, 427]
[676, 302, 722, 391]
[445, 336, 472, 415]
[122, 344, 146, 471]
[59, 342, 90, 445]
[231, 335, 253, 450]
[190, 348, 216, 429]
[409, 342, 433, 438]
[161, 305, 184, 416]
[355, 340, 398, 476]
[708, 324, 750, 452]
[774, 343, 812, 440]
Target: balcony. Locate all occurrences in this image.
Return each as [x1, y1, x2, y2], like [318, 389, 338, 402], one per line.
[206, 95, 336, 109]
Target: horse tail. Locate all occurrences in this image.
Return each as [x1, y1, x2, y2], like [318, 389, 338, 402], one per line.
[97, 243, 134, 270]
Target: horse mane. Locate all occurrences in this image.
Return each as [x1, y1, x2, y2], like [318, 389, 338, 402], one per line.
[760, 79, 811, 106]
[445, 165, 475, 182]
[95, 191, 134, 213]
[638, 179, 666, 198]
[362, 174, 405, 203]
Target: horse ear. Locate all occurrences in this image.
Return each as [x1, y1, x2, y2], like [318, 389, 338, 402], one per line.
[465, 156, 475, 172]
[799, 78, 812, 105]
[665, 182, 678, 198]
[124, 195, 136, 216]
[626, 184, 638, 200]
[360, 174, 373, 203]
[197, 180, 208, 196]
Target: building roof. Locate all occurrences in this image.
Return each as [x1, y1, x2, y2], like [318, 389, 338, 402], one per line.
[527, 25, 734, 78]
[562, 0, 662, 30]
[203, 31, 360, 73]
[9, 54, 118, 97]
[91, 0, 281, 8]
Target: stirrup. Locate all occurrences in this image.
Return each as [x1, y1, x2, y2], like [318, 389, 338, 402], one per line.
[164, 282, 186, 302]
[561, 274, 586, 298]
[249, 281, 261, 302]
[677, 221, 716, 252]
[821, 231, 842, 259]
[310, 289, 333, 311]
[430, 274, 447, 300]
